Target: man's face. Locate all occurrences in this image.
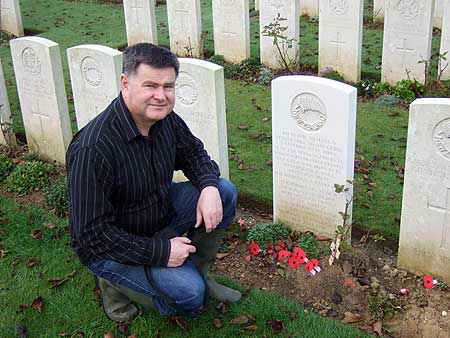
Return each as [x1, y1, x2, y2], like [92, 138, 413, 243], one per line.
[121, 64, 176, 129]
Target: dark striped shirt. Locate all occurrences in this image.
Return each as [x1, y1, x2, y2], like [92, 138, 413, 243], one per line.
[66, 93, 220, 267]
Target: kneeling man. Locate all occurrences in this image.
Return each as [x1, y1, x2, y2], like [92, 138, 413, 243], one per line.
[67, 43, 241, 322]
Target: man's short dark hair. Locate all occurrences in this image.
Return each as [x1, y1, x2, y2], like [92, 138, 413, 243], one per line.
[122, 43, 180, 76]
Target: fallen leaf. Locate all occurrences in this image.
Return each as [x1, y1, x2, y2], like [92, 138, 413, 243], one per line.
[104, 332, 114, 338]
[230, 315, 250, 325]
[168, 316, 189, 331]
[117, 322, 129, 335]
[48, 270, 77, 288]
[342, 312, 362, 324]
[262, 117, 270, 122]
[127, 335, 137, 338]
[58, 332, 69, 337]
[266, 160, 273, 167]
[18, 303, 30, 313]
[213, 318, 223, 329]
[26, 258, 40, 268]
[267, 319, 284, 333]
[343, 278, 358, 288]
[0, 249, 7, 259]
[373, 321, 382, 336]
[244, 324, 258, 332]
[44, 223, 57, 229]
[31, 296, 44, 313]
[315, 235, 330, 241]
[31, 229, 43, 240]
[216, 302, 228, 314]
[216, 252, 230, 260]
[237, 124, 249, 130]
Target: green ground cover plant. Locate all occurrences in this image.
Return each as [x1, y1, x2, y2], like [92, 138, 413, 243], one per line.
[0, 153, 13, 181]
[0, 196, 371, 337]
[44, 175, 68, 217]
[4, 160, 55, 195]
[0, 0, 448, 242]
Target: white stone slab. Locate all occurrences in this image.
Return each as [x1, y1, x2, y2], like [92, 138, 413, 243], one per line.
[272, 76, 357, 238]
[255, 0, 259, 11]
[212, 0, 250, 64]
[398, 98, 450, 283]
[259, 0, 300, 69]
[433, 0, 443, 29]
[10, 37, 72, 164]
[166, 0, 202, 58]
[441, 0, 450, 80]
[0, 0, 23, 37]
[173, 58, 229, 181]
[67, 45, 122, 130]
[0, 58, 15, 146]
[300, 0, 319, 17]
[381, 0, 435, 85]
[123, 0, 158, 46]
[373, 0, 385, 21]
[319, 0, 364, 83]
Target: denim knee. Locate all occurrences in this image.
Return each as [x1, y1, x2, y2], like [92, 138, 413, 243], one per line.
[175, 278, 205, 311]
[218, 178, 237, 219]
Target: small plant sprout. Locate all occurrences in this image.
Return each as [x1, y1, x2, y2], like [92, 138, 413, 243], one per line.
[329, 180, 353, 266]
[261, 13, 298, 74]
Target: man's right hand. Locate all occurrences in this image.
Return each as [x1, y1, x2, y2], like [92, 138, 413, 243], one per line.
[167, 237, 196, 267]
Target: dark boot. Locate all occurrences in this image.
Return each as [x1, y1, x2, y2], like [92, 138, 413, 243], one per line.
[98, 277, 138, 322]
[114, 283, 156, 312]
[190, 229, 241, 303]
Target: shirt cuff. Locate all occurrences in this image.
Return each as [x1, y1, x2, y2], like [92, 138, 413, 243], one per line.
[197, 176, 219, 191]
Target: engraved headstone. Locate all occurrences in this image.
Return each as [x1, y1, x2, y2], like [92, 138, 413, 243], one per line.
[255, 0, 259, 11]
[166, 0, 202, 58]
[440, 0, 450, 80]
[123, 0, 158, 46]
[319, 0, 364, 83]
[433, 0, 443, 29]
[10, 37, 72, 164]
[0, 0, 24, 37]
[173, 58, 229, 181]
[212, 0, 250, 64]
[398, 98, 450, 283]
[0, 59, 16, 146]
[272, 76, 357, 238]
[373, 0, 385, 21]
[301, 0, 319, 17]
[381, 0, 435, 85]
[259, 0, 300, 69]
[67, 45, 122, 129]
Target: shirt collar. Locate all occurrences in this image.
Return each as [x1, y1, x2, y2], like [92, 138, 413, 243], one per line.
[115, 92, 142, 142]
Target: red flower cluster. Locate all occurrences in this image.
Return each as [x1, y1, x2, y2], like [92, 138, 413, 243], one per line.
[248, 241, 261, 256]
[423, 275, 437, 289]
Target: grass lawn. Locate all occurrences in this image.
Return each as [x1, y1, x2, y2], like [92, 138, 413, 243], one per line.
[0, 0, 448, 242]
[0, 195, 372, 337]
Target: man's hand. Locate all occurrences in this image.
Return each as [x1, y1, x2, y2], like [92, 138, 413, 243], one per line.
[167, 237, 196, 267]
[195, 186, 223, 233]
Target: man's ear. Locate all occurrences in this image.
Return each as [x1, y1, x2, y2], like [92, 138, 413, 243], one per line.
[120, 73, 128, 91]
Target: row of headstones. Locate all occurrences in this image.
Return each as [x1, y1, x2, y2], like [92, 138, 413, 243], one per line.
[124, 0, 450, 85]
[1, 36, 449, 283]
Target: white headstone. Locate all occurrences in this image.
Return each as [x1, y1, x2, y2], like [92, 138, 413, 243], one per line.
[440, 0, 450, 80]
[398, 98, 450, 283]
[272, 76, 357, 238]
[255, 0, 259, 11]
[259, 0, 300, 70]
[67, 45, 122, 130]
[373, 0, 385, 21]
[173, 58, 229, 181]
[10, 37, 72, 164]
[212, 0, 250, 64]
[0, 0, 24, 37]
[0, 58, 16, 146]
[300, 0, 319, 17]
[123, 0, 158, 46]
[381, 0, 435, 85]
[319, 0, 364, 83]
[166, 0, 203, 58]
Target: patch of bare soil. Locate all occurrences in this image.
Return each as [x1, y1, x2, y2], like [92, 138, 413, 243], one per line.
[213, 208, 450, 338]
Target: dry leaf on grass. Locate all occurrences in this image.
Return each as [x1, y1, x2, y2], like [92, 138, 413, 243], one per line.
[342, 312, 363, 324]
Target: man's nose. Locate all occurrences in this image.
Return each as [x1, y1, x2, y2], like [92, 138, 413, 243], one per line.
[153, 86, 165, 100]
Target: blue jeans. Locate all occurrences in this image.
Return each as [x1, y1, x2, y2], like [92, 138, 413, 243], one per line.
[88, 178, 237, 316]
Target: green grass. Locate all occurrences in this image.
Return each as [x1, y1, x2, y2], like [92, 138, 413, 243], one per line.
[0, 196, 371, 337]
[0, 0, 448, 240]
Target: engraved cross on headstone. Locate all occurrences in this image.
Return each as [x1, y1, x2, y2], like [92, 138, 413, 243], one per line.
[130, 0, 144, 25]
[31, 99, 49, 148]
[330, 32, 346, 61]
[396, 38, 415, 67]
[428, 187, 450, 249]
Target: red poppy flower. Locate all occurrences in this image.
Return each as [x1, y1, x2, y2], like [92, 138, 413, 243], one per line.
[310, 258, 321, 273]
[423, 275, 434, 289]
[292, 247, 306, 263]
[305, 261, 315, 274]
[288, 255, 302, 269]
[248, 241, 261, 256]
[274, 240, 287, 252]
[277, 249, 291, 262]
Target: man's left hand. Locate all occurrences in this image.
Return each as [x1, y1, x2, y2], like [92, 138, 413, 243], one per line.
[195, 186, 223, 232]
